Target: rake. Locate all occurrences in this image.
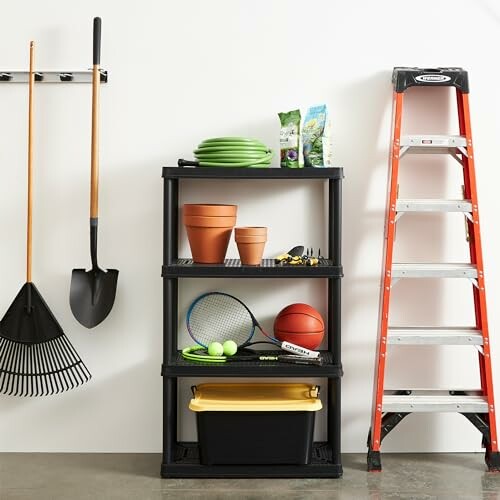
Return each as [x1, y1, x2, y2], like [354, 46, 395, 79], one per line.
[0, 42, 91, 396]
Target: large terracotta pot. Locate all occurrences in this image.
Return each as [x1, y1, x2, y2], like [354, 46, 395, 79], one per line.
[184, 215, 237, 228]
[235, 227, 267, 266]
[183, 204, 237, 217]
[183, 205, 237, 264]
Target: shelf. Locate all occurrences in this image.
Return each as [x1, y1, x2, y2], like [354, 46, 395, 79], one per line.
[163, 166, 344, 179]
[163, 259, 342, 278]
[161, 163, 343, 478]
[163, 351, 341, 378]
[161, 442, 343, 478]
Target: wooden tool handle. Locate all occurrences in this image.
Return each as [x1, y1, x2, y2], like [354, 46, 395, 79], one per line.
[27, 41, 34, 283]
[90, 17, 101, 218]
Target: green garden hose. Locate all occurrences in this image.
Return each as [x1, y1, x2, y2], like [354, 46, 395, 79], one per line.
[191, 137, 273, 168]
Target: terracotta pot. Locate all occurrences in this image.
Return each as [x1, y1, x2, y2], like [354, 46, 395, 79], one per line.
[183, 204, 237, 217]
[183, 207, 237, 264]
[235, 226, 268, 237]
[235, 228, 267, 266]
[183, 215, 237, 228]
[235, 234, 267, 243]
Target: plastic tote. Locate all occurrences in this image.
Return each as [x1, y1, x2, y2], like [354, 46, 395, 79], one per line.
[189, 383, 322, 465]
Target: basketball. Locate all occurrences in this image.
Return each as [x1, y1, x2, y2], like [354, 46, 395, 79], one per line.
[274, 303, 325, 350]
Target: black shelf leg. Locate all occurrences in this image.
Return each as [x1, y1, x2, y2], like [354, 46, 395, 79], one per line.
[162, 376, 178, 467]
[164, 178, 179, 265]
[162, 176, 179, 471]
[329, 179, 342, 267]
[328, 377, 342, 467]
[327, 178, 342, 471]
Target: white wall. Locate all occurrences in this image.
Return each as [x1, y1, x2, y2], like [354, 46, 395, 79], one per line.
[0, 0, 499, 453]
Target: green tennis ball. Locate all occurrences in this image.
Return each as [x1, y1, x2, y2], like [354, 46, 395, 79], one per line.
[208, 342, 224, 357]
[223, 340, 238, 356]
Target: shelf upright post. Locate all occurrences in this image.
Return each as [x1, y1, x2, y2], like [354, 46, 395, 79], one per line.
[328, 177, 342, 467]
[163, 176, 179, 468]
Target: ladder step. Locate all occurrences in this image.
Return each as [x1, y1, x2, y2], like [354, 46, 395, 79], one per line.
[399, 135, 467, 155]
[392, 263, 477, 278]
[383, 390, 488, 413]
[387, 327, 483, 345]
[396, 199, 472, 213]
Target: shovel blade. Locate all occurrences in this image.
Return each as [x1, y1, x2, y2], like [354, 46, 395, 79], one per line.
[70, 267, 118, 328]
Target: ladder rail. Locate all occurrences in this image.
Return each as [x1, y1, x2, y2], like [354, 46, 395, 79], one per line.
[370, 90, 404, 452]
[457, 90, 498, 451]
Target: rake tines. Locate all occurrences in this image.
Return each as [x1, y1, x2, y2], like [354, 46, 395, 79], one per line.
[0, 336, 91, 397]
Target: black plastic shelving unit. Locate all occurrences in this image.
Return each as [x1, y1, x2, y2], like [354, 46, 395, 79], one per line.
[161, 166, 344, 478]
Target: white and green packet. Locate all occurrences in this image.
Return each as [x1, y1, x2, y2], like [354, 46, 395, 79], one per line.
[278, 109, 302, 168]
[302, 105, 332, 168]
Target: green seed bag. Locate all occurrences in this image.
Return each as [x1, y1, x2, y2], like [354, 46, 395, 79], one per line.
[278, 109, 301, 168]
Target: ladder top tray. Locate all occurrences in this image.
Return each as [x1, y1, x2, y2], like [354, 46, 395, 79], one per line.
[392, 67, 469, 93]
[163, 166, 344, 180]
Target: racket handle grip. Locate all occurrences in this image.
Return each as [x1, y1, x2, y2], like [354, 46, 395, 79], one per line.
[281, 341, 319, 358]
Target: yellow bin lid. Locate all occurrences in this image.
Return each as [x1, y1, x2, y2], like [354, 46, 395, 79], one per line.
[189, 383, 322, 412]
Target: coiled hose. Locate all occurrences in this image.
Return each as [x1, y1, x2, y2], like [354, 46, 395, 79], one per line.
[186, 137, 273, 168]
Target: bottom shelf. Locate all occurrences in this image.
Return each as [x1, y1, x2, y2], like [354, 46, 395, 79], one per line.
[161, 442, 343, 478]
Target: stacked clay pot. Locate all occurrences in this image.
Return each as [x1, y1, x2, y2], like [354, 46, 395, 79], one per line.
[183, 204, 237, 263]
[235, 227, 267, 266]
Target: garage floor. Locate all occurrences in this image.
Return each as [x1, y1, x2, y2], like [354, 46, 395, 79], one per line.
[0, 453, 499, 499]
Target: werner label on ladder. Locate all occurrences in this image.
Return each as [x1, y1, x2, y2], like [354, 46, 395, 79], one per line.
[367, 67, 500, 472]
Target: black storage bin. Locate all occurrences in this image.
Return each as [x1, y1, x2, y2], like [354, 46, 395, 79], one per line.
[189, 383, 322, 466]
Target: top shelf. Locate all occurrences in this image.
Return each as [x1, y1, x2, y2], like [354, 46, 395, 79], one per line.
[162, 166, 344, 180]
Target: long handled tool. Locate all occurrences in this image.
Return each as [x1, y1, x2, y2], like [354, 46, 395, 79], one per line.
[70, 17, 118, 328]
[0, 42, 91, 396]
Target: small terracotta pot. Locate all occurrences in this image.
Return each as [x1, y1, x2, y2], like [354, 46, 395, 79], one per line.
[235, 227, 267, 266]
[183, 204, 237, 217]
[234, 235, 267, 243]
[235, 226, 267, 237]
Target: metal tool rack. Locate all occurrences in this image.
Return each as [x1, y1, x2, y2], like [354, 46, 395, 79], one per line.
[161, 165, 344, 478]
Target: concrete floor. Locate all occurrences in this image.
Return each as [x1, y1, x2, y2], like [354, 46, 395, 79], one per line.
[0, 453, 499, 499]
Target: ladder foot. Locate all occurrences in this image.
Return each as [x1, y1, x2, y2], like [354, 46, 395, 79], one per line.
[485, 451, 500, 472]
[367, 449, 382, 471]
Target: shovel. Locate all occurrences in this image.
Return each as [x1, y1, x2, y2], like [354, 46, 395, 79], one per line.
[70, 17, 118, 329]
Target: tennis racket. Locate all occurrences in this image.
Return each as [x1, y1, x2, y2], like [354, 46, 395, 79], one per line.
[182, 346, 323, 365]
[186, 292, 320, 358]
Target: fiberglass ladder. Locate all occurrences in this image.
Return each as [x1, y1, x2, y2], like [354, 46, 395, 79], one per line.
[367, 67, 500, 472]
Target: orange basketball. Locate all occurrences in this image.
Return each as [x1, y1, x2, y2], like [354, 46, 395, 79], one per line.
[274, 303, 325, 350]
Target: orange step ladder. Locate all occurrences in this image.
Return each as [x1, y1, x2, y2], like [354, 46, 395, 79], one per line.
[367, 67, 499, 472]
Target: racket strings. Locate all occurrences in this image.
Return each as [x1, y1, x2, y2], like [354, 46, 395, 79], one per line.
[187, 294, 254, 347]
